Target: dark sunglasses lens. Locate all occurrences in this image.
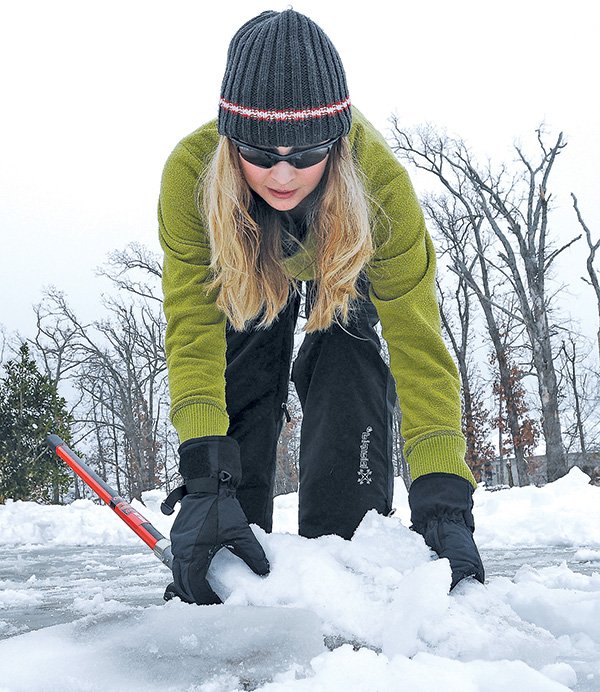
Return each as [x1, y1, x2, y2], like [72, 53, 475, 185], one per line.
[292, 146, 331, 169]
[237, 146, 273, 168]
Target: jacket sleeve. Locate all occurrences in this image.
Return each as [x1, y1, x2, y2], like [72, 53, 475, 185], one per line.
[351, 109, 476, 488]
[158, 138, 230, 442]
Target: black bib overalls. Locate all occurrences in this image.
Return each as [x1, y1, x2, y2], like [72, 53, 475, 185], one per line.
[224, 274, 397, 540]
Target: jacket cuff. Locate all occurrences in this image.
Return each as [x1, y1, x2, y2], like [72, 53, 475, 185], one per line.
[407, 433, 477, 489]
[172, 401, 230, 443]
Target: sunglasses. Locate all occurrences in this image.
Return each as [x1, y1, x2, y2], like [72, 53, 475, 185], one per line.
[231, 137, 338, 169]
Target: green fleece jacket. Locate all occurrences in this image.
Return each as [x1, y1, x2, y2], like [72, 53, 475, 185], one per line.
[158, 107, 476, 488]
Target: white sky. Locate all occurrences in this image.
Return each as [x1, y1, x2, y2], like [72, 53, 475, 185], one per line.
[1, 0, 599, 340]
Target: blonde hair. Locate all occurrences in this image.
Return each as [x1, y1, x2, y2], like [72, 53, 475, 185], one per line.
[200, 136, 374, 332]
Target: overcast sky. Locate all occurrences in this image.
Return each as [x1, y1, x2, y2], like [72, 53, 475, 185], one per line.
[2, 0, 599, 343]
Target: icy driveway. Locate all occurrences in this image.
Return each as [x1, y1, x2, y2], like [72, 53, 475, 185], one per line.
[1, 543, 598, 641]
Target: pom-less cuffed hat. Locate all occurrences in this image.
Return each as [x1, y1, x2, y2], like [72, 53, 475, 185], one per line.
[218, 10, 352, 147]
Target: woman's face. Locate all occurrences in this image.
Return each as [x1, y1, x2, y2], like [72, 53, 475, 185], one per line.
[238, 146, 329, 212]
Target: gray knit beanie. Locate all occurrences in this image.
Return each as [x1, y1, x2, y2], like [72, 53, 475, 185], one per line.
[218, 10, 352, 147]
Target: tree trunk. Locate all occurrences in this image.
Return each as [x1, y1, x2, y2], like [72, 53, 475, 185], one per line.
[527, 292, 567, 482]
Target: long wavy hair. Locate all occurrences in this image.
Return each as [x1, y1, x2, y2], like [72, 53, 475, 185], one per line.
[200, 136, 375, 332]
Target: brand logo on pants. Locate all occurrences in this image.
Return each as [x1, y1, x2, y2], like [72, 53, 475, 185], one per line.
[358, 426, 373, 484]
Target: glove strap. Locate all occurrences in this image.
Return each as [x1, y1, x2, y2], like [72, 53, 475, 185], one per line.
[160, 472, 232, 516]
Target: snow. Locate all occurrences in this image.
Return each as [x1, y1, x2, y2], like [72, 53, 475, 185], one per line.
[0, 468, 599, 691]
[474, 467, 600, 549]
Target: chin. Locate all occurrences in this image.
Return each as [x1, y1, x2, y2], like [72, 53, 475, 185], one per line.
[266, 196, 300, 211]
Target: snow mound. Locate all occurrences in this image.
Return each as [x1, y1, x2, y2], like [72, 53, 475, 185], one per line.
[475, 467, 600, 549]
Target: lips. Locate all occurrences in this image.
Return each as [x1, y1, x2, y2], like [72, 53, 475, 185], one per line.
[268, 188, 296, 199]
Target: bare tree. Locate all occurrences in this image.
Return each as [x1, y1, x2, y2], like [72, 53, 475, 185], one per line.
[556, 334, 600, 455]
[559, 336, 587, 454]
[390, 121, 576, 482]
[437, 272, 494, 482]
[424, 185, 533, 484]
[392, 403, 410, 489]
[31, 294, 84, 389]
[30, 245, 176, 501]
[491, 334, 540, 487]
[378, 331, 409, 487]
[275, 386, 301, 495]
[572, 194, 600, 364]
[436, 259, 476, 472]
[97, 242, 163, 303]
[0, 325, 8, 363]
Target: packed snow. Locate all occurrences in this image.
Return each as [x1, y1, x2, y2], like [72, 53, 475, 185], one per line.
[1, 468, 600, 691]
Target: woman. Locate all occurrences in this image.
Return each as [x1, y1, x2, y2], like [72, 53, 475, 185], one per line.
[158, 9, 484, 605]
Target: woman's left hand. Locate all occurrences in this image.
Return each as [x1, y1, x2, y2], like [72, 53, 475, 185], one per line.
[408, 472, 485, 590]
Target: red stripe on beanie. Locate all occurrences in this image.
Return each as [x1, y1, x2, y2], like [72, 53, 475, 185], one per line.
[219, 97, 351, 122]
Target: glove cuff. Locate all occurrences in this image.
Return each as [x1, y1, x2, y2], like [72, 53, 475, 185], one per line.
[409, 472, 475, 532]
[178, 436, 242, 487]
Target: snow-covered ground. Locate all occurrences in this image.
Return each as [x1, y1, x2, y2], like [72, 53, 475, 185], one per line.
[1, 468, 600, 691]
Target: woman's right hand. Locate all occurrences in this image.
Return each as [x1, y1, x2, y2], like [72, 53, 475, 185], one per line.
[163, 436, 270, 605]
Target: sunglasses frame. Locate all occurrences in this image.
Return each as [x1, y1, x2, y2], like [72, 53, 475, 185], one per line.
[230, 137, 339, 169]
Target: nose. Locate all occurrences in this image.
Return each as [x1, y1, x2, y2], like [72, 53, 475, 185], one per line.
[269, 161, 295, 185]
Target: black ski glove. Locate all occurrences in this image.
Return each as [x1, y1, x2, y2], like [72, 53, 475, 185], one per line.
[408, 472, 485, 590]
[161, 436, 269, 605]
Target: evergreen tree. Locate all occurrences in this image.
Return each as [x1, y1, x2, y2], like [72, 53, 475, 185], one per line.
[0, 343, 73, 503]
